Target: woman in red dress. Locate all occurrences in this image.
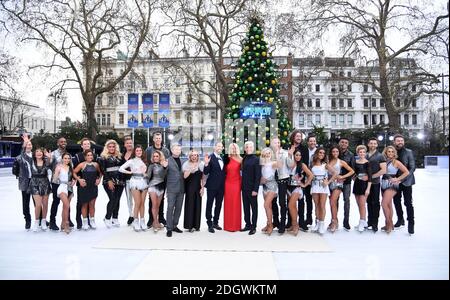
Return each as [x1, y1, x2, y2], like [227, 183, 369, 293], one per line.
[223, 143, 242, 232]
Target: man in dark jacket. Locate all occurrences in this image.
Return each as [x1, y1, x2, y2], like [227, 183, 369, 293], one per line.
[338, 137, 355, 230]
[240, 141, 262, 235]
[392, 134, 416, 234]
[203, 142, 226, 233]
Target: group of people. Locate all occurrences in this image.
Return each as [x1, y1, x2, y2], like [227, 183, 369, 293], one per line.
[13, 129, 416, 237]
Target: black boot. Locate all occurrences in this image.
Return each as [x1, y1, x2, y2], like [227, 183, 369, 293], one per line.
[343, 219, 350, 231]
[394, 219, 405, 228]
[408, 222, 414, 235]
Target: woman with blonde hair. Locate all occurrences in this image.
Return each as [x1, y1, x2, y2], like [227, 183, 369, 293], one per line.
[147, 150, 168, 232]
[260, 147, 281, 235]
[223, 143, 243, 232]
[380, 146, 409, 233]
[99, 139, 124, 228]
[353, 145, 372, 232]
[182, 150, 205, 232]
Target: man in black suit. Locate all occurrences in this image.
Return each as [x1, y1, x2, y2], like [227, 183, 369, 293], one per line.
[392, 134, 416, 234]
[203, 142, 226, 233]
[301, 134, 317, 227]
[241, 141, 261, 235]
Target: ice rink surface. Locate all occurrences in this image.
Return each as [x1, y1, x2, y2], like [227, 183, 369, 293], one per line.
[0, 168, 448, 280]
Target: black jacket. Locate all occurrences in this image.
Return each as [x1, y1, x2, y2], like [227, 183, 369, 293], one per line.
[241, 154, 261, 193]
[204, 153, 226, 191]
[396, 147, 416, 186]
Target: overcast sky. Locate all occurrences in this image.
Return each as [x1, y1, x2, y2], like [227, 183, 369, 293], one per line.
[1, 0, 448, 122]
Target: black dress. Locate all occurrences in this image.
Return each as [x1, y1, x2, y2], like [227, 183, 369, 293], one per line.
[352, 161, 372, 195]
[77, 163, 99, 203]
[183, 167, 203, 230]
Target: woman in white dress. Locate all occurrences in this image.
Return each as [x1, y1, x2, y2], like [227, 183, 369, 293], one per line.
[119, 145, 149, 231]
[260, 147, 281, 235]
[310, 147, 337, 234]
[52, 152, 76, 234]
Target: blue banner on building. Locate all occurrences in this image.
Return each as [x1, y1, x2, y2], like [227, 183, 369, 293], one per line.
[158, 93, 170, 128]
[128, 93, 139, 128]
[142, 93, 154, 128]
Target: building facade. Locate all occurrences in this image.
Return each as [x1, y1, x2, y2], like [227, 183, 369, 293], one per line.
[0, 96, 61, 137]
[83, 53, 219, 153]
[438, 106, 449, 136]
[292, 57, 426, 137]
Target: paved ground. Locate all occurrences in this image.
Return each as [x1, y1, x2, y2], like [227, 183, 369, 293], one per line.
[0, 168, 448, 279]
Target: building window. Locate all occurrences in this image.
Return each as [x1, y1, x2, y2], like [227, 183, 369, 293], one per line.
[119, 113, 124, 125]
[119, 81, 125, 89]
[210, 110, 217, 120]
[307, 114, 313, 126]
[364, 114, 369, 126]
[299, 98, 304, 108]
[347, 114, 353, 125]
[299, 114, 305, 126]
[307, 99, 312, 108]
[96, 114, 101, 125]
[412, 99, 417, 108]
[363, 84, 369, 92]
[175, 78, 181, 87]
[339, 71, 344, 77]
[108, 96, 114, 106]
[331, 84, 336, 92]
[331, 114, 336, 126]
[364, 98, 369, 108]
[347, 99, 352, 108]
[96, 96, 102, 106]
[186, 112, 192, 124]
[347, 84, 352, 92]
[315, 99, 320, 108]
[380, 114, 385, 124]
[119, 96, 124, 105]
[315, 114, 321, 125]
[412, 114, 417, 125]
[347, 71, 352, 77]
[339, 114, 344, 125]
[372, 114, 377, 125]
[380, 98, 385, 107]
[315, 84, 320, 92]
[175, 111, 181, 122]
[404, 114, 409, 125]
[101, 114, 106, 126]
[175, 94, 181, 104]
[307, 85, 312, 92]
[339, 98, 344, 108]
[372, 98, 377, 107]
[331, 98, 337, 108]
[298, 85, 304, 93]
[339, 84, 344, 92]
[412, 85, 417, 92]
[153, 80, 158, 89]
[396, 99, 400, 107]
[107, 114, 111, 126]
[130, 80, 136, 91]
[141, 80, 147, 89]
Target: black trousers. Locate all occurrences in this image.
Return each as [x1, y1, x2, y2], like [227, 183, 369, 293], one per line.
[205, 188, 224, 227]
[393, 185, 414, 224]
[367, 183, 381, 227]
[272, 180, 288, 228]
[103, 184, 124, 219]
[22, 191, 34, 222]
[148, 191, 166, 224]
[242, 190, 258, 229]
[302, 185, 313, 223]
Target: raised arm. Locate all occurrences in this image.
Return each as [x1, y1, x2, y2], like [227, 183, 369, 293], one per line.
[340, 161, 355, 180]
[302, 163, 314, 186]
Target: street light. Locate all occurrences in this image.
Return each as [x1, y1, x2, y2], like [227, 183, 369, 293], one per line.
[168, 134, 174, 141]
[417, 132, 425, 140]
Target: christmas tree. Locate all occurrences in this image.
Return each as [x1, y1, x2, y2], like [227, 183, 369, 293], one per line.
[223, 16, 293, 151]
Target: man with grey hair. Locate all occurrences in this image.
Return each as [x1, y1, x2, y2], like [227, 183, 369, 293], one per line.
[165, 143, 186, 237]
[240, 141, 261, 235]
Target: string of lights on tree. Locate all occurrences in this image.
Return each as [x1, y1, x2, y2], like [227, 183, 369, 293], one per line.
[223, 16, 293, 151]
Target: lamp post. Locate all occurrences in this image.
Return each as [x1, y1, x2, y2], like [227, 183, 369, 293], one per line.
[441, 73, 447, 136]
[49, 89, 62, 134]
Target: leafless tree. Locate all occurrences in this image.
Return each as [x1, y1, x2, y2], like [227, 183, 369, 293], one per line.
[1, 0, 157, 139]
[159, 0, 255, 129]
[288, 0, 449, 131]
